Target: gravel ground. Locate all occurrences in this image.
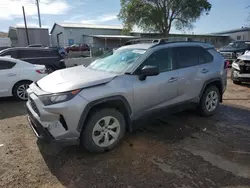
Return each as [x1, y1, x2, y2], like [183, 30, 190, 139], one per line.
[0, 72, 250, 188]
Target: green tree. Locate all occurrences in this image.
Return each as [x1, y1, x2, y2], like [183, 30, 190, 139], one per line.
[118, 0, 212, 37]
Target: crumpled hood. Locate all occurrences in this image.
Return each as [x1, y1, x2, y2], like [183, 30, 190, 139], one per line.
[237, 51, 250, 61]
[37, 65, 118, 93]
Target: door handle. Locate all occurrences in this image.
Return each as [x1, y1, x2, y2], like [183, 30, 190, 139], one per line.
[7, 73, 16, 77]
[168, 77, 178, 83]
[201, 68, 209, 74]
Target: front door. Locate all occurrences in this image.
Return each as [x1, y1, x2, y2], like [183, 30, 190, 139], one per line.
[132, 47, 179, 118]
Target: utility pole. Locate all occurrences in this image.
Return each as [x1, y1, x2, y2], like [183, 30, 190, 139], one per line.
[36, 0, 42, 27]
[22, 6, 30, 45]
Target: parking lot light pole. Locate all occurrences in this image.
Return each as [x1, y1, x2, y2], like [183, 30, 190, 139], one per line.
[36, 0, 42, 28]
[22, 6, 30, 45]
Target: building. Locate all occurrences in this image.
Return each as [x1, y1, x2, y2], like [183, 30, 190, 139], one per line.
[213, 27, 250, 41]
[133, 33, 230, 48]
[8, 27, 50, 47]
[50, 23, 231, 48]
[50, 23, 139, 48]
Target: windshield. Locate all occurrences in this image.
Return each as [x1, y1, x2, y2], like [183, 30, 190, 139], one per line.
[88, 48, 146, 73]
[227, 42, 250, 48]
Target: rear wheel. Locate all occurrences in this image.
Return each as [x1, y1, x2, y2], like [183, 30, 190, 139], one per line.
[199, 85, 220, 116]
[81, 108, 126, 153]
[13, 81, 32, 100]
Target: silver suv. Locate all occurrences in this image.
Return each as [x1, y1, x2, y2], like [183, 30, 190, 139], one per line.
[26, 41, 227, 152]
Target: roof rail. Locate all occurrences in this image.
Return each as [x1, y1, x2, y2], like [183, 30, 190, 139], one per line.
[123, 37, 194, 46]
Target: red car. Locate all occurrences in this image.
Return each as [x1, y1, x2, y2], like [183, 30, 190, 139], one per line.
[65, 44, 90, 53]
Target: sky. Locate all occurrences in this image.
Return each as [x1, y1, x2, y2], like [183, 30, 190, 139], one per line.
[0, 0, 249, 34]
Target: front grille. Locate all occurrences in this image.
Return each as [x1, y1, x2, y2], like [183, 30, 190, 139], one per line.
[220, 52, 233, 59]
[29, 97, 40, 116]
[239, 60, 250, 74]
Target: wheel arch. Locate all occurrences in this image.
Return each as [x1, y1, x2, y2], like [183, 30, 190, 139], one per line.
[77, 95, 132, 133]
[199, 78, 224, 102]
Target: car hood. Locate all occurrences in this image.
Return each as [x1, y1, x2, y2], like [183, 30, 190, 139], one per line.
[218, 47, 246, 53]
[37, 65, 119, 93]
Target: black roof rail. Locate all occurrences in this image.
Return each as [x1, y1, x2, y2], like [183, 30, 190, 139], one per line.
[123, 38, 159, 46]
[123, 37, 194, 46]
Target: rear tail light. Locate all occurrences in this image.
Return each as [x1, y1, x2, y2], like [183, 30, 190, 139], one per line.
[36, 69, 47, 74]
[224, 60, 230, 69]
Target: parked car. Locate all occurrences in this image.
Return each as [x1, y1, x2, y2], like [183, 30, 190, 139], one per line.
[218, 41, 250, 64]
[0, 57, 47, 100]
[231, 50, 250, 84]
[26, 40, 227, 153]
[65, 44, 90, 53]
[0, 47, 66, 73]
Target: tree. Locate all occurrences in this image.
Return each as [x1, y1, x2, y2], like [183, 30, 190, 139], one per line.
[118, 0, 212, 37]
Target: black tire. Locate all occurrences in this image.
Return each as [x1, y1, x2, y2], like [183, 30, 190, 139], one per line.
[233, 80, 241, 85]
[199, 85, 220, 117]
[13, 81, 32, 101]
[81, 108, 126, 153]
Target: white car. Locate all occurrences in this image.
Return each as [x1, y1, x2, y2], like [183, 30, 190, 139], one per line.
[231, 51, 250, 84]
[0, 57, 47, 100]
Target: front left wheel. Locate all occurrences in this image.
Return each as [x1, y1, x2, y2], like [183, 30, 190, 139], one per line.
[13, 81, 31, 100]
[81, 108, 126, 153]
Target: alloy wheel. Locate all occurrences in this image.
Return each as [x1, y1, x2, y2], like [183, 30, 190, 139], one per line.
[92, 116, 121, 147]
[17, 84, 29, 100]
[205, 91, 218, 112]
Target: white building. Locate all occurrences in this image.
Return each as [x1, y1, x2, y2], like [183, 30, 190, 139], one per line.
[50, 23, 138, 48]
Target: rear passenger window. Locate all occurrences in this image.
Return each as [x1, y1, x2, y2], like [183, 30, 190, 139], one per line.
[174, 47, 199, 68]
[198, 48, 213, 64]
[0, 61, 16, 70]
[20, 50, 38, 58]
[40, 50, 59, 57]
[140, 48, 174, 72]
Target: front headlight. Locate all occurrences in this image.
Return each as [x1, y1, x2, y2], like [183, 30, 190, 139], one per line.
[232, 62, 240, 70]
[39, 89, 81, 106]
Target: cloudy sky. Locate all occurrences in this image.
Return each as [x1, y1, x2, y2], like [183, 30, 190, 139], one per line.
[0, 0, 249, 34]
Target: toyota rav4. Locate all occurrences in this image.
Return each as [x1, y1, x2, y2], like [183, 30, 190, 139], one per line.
[26, 41, 227, 152]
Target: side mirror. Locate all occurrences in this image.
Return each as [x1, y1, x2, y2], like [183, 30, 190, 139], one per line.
[139, 65, 159, 81]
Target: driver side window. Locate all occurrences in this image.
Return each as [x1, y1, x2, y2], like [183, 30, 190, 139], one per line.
[139, 48, 173, 73]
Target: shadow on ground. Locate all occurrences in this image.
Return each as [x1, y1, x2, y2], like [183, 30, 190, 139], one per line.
[0, 97, 26, 120]
[37, 103, 250, 187]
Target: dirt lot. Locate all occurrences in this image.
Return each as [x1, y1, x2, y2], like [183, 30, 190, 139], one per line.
[1, 71, 250, 188]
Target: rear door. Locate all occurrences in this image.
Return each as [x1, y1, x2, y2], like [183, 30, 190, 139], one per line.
[174, 46, 201, 102]
[132, 47, 179, 118]
[39, 50, 62, 68]
[0, 60, 18, 97]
